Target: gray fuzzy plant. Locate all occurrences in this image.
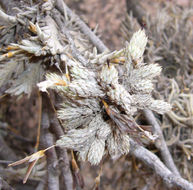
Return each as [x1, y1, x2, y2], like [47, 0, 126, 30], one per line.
[38, 30, 171, 165]
[0, 1, 170, 165]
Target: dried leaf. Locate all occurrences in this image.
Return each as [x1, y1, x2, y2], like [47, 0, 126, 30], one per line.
[9, 150, 46, 184]
[0, 62, 18, 87]
[6, 63, 43, 96]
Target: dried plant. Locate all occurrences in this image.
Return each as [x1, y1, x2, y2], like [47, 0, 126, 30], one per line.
[0, 0, 170, 167]
[122, 1, 193, 181]
[0, 1, 92, 97]
[37, 29, 170, 165]
[122, 2, 193, 77]
[3, 1, 193, 189]
[8, 146, 54, 184]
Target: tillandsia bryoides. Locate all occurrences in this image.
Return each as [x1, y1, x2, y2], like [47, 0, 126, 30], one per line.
[38, 29, 171, 165]
[0, 1, 170, 166]
[0, 0, 170, 182]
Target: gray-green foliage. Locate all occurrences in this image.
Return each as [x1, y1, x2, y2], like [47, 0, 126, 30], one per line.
[38, 28, 170, 164]
[0, 1, 170, 165]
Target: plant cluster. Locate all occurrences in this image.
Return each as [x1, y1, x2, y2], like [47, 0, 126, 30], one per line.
[0, 0, 171, 167]
[3, 1, 193, 190]
[122, 1, 193, 181]
[37, 30, 171, 164]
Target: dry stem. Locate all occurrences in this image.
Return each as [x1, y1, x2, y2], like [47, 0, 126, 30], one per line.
[40, 93, 60, 190]
[55, 0, 108, 53]
[143, 109, 181, 176]
[49, 99, 74, 190]
[130, 139, 193, 190]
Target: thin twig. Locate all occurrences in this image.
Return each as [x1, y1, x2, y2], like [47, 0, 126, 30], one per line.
[52, 12, 89, 66]
[0, 9, 17, 24]
[46, 92, 81, 190]
[55, 0, 108, 53]
[0, 94, 7, 99]
[35, 90, 42, 150]
[47, 93, 64, 132]
[0, 160, 13, 164]
[71, 150, 84, 189]
[35, 178, 46, 190]
[143, 109, 181, 176]
[40, 93, 59, 190]
[125, 0, 146, 26]
[49, 109, 74, 190]
[43, 92, 73, 190]
[130, 139, 193, 190]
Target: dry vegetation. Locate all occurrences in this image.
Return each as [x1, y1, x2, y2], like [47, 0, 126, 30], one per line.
[0, 0, 193, 190]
